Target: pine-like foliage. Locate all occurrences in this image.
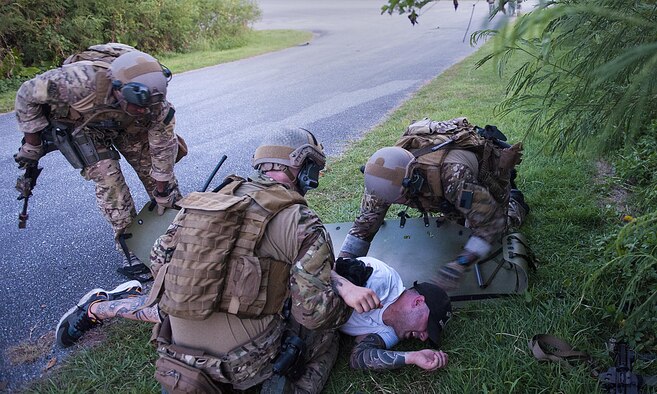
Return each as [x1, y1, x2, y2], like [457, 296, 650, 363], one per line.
[475, 0, 657, 155]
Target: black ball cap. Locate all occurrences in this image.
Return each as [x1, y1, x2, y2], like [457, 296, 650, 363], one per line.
[413, 281, 452, 347]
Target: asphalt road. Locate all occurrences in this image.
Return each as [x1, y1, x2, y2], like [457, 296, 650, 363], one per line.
[0, 0, 512, 390]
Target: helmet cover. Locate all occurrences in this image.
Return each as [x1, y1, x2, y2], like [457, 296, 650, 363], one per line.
[253, 128, 326, 170]
[110, 51, 168, 106]
[364, 147, 416, 203]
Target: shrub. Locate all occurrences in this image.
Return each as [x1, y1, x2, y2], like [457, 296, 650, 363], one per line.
[0, 0, 262, 75]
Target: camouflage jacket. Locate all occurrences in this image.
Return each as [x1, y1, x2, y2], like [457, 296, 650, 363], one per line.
[14, 62, 177, 182]
[342, 150, 507, 258]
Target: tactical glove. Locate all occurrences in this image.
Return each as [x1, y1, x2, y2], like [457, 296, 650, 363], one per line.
[498, 142, 523, 172]
[153, 187, 178, 215]
[434, 253, 478, 291]
[14, 142, 44, 168]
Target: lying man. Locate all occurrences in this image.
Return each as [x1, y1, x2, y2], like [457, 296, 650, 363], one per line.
[57, 257, 451, 376]
[340, 256, 451, 371]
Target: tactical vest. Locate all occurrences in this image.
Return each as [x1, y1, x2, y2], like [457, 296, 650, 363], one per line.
[148, 176, 307, 321]
[395, 117, 518, 206]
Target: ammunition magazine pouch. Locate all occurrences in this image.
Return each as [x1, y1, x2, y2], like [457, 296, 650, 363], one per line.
[46, 123, 119, 169]
[154, 315, 284, 390]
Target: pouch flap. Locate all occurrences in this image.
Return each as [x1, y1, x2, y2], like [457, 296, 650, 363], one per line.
[177, 192, 249, 212]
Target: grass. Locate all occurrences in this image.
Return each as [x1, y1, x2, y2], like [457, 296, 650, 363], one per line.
[23, 38, 656, 393]
[158, 30, 312, 74]
[0, 30, 312, 114]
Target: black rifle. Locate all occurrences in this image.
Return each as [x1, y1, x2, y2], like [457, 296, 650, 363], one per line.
[16, 162, 43, 229]
[15, 129, 57, 229]
[598, 342, 657, 394]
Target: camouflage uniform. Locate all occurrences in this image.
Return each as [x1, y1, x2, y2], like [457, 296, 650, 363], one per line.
[150, 173, 350, 392]
[14, 61, 179, 244]
[343, 149, 527, 258]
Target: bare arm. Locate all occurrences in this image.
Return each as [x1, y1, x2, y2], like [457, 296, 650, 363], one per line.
[331, 270, 381, 313]
[350, 333, 448, 371]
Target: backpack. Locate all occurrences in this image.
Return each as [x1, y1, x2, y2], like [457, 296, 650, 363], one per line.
[395, 117, 522, 203]
[147, 176, 307, 321]
[62, 42, 137, 66]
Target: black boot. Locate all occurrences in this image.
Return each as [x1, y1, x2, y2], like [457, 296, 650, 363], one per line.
[510, 189, 530, 214]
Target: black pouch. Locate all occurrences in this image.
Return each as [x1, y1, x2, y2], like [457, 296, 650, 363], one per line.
[154, 355, 223, 394]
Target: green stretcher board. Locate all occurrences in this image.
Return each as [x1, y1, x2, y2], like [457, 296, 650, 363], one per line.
[125, 203, 534, 303]
[123, 202, 180, 266]
[326, 218, 534, 302]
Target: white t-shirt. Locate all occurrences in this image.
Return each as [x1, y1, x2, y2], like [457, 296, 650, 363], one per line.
[339, 256, 405, 348]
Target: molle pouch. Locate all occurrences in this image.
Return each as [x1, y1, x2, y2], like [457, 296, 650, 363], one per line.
[154, 355, 222, 394]
[225, 255, 264, 316]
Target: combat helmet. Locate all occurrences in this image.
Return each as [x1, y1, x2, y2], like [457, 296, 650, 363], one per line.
[363, 146, 418, 203]
[253, 128, 326, 195]
[110, 51, 170, 108]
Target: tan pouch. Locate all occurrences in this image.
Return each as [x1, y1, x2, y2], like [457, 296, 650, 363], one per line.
[154, 355, 223, 394]
[226, 255, 263, 315]
[175, 133, 188, 163]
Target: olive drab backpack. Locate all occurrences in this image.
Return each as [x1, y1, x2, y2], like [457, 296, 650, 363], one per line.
[62, 42, 137, 67]
[395, 117, 523, 203]
[58, 43, 137, 111]
[146, 176, 307, 321]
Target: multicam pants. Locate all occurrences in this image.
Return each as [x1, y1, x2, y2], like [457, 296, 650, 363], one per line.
[293, 329, 340, 394]
[81, 129, 179, 247]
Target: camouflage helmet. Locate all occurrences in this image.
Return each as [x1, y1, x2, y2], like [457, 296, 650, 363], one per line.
[364, 146, 416, 203]
[110, 51, 169, 106]
[253, 128, 326, 170]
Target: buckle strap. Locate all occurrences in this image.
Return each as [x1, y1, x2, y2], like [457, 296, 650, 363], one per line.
[529, 334, 598, 377]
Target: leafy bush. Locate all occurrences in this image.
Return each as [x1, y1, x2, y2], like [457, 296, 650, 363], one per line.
[0, 0, 261, 77]
[614, 130, 657, 214]
[582, 212, 657, 351]
[580, 126, 657, 352]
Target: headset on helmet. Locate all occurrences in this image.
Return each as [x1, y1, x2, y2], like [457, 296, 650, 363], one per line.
[253, 128, 326, 195]
[363, 146, 423, 203]
[110, 51, 170, 108]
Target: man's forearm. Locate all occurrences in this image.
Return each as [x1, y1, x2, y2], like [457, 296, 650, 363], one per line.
[350, 334, 407, 370]
[90, 295, 161, 323]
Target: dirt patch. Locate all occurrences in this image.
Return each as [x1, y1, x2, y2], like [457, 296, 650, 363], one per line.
[595, 159, 630, 214]
[6, 331, 54, 365]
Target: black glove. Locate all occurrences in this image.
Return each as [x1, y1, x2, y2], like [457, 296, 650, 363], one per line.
[335, 257, 373, 287]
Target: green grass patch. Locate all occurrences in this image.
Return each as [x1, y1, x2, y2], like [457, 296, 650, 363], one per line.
[159, 29, 312, 74]
[25, 41, 656, 393]
[0, 30, 312, 114]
